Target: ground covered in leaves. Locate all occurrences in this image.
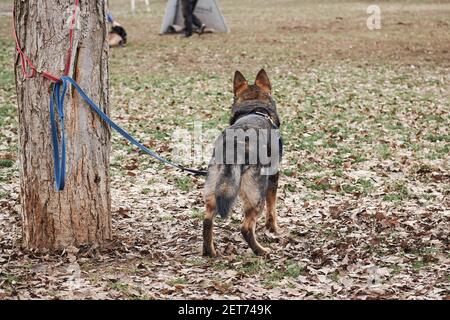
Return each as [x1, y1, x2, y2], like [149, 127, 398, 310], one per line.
[0, 0, 449, 299]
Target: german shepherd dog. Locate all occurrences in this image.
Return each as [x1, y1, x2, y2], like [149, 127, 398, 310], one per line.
[203, 69, 282, 257]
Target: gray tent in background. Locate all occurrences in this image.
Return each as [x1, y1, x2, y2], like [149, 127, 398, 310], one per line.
[160, 0, 229, 34]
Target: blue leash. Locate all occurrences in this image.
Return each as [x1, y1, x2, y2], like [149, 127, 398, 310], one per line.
[50, 80, 68, 190]
[50, 76, 207, 191]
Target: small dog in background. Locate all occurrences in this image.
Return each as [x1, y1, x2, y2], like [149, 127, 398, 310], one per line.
[203, 69, 283, 257]
[108, 21, 128, 47]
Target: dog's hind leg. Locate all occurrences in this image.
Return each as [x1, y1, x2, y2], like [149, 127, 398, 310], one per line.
[265, 173, 279, 233]
[240, 169, 270, 256]
[203, 194, 217, 257]
[241, 203, 269, 256]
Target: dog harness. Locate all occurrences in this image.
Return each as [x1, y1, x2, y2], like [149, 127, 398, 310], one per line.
[230, 103, 283, 161]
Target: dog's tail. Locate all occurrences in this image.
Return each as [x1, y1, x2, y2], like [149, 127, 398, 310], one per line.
[214, 165, 241, 219]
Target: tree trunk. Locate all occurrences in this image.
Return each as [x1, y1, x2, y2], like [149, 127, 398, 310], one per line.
[14, 0, 111, 250]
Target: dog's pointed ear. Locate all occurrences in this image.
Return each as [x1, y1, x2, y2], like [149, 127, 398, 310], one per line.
[255, 69, 271, 94]
[233, 71, 248, 96]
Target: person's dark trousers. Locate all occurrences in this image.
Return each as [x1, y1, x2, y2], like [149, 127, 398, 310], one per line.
[181, 0, 203, 37]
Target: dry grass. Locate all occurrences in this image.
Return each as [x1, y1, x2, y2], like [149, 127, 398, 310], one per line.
[0, 0, 449, 299]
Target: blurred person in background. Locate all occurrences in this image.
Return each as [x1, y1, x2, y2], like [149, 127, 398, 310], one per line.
[181, 0, 206, 38]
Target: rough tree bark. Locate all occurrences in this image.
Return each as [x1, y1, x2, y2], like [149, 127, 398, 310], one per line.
[14, 1, 111, 250]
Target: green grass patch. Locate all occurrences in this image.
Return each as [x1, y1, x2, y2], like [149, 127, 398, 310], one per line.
[190, 208, 204, 220]
[0, 273, 21, 286]
[263, 261, 304, 288]
[304, 176, 332, 191]
[424, 133, 450, 142]
[0, 159, 14, 168]
[383, 181, 409, 201]
[174, 176, 192, 192]
[166, 277, 189, 286]
[284, 184, 296, 193]
[376, 144, 392, 159]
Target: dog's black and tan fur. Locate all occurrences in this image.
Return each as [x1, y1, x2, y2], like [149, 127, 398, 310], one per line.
[203, 69, 282, 257]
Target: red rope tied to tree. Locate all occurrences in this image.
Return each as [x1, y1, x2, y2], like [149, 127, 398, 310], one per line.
[64, 0, 79, 77]
[12, 0, 80, 83]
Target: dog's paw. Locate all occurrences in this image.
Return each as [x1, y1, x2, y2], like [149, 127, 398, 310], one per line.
[202, 247, 217, 258]
[254, 247, 271, 257]
[265, 223, 280, 234]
